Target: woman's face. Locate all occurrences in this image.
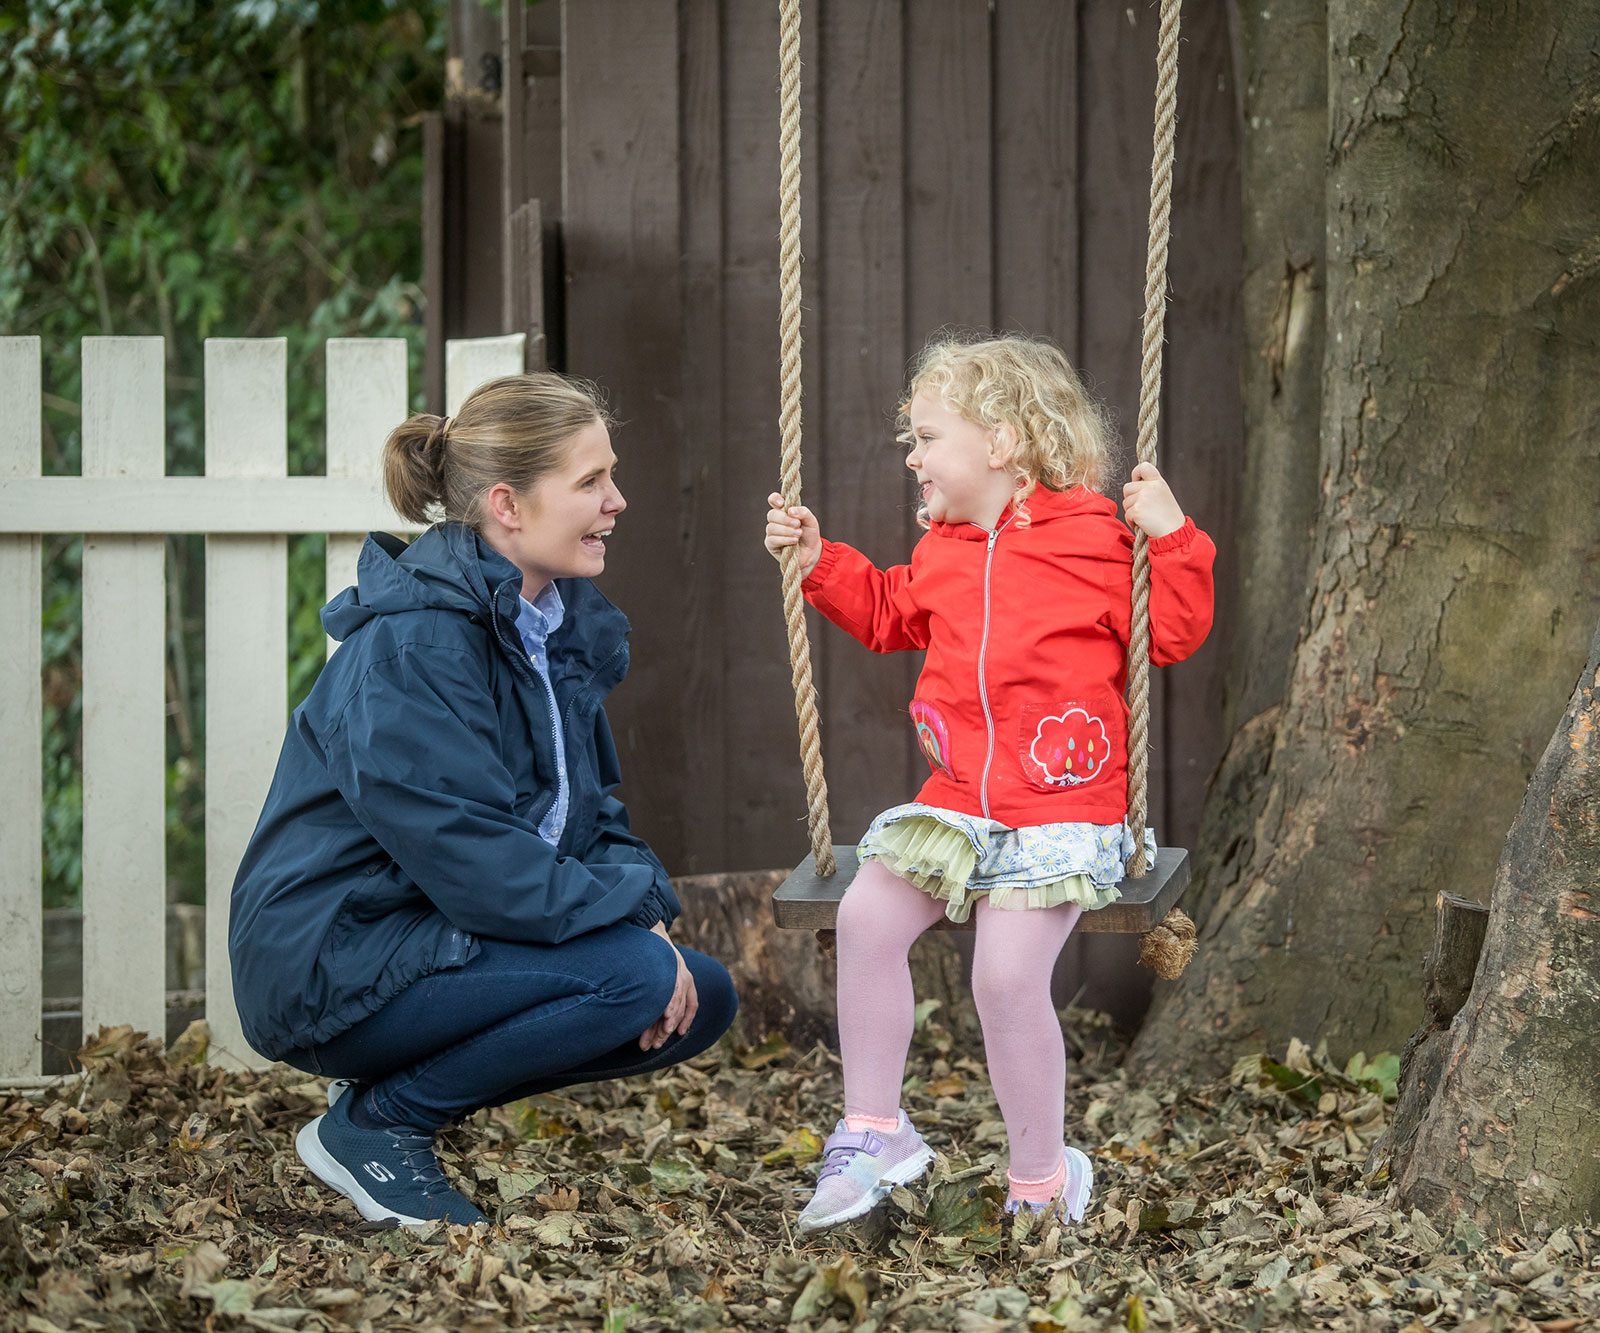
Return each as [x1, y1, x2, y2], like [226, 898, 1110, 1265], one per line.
[484, 417, 627, 596]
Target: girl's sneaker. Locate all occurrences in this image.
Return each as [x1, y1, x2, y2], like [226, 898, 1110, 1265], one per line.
[1004, 1146, 1094, 1224]
[796, 1110, 935, 1233]
[295, 1093, 488, 1228]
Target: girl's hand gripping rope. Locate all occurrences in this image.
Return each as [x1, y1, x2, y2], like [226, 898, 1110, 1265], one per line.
[1121, 462, 1186, 540]
[764, 492, 822, 579]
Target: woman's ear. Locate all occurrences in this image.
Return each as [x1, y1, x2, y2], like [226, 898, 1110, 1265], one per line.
[483, 482, 520, 531]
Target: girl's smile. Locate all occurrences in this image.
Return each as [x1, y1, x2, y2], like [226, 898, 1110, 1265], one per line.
[905, 390, 1019, 531]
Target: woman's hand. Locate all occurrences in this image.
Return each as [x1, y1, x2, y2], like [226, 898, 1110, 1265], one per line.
[1122, 462, 1186, 540]
[640, 922, 699, 1051]
[765, 492, 822, 579]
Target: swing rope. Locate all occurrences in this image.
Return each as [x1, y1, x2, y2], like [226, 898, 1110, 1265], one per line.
[773, 0, 1195, 976]
[776, 0, 835, 878]
[1125, 0, 1182, 880]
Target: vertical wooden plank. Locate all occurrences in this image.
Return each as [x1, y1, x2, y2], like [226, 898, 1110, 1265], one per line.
[507, 201, 548, 371]
[720, 1, 797, 870]
[520, 19, 566, 369]
[1160, 3, 1243, 851]
[445, 333, 527, 415]
[1079, 0, 1162, 830]
[327, 338, 409, 648]
[1072, 4, 1160, 1016]
[80, 336, 167, 1044]
[501, 0, 527, 332]
[679, 0, 727, 873]
[203, 339, 287, 1070]
[817, 0, 911, 840]
[424, 112, 447, 414]
[993, 0, 1078, 351]
[906, 1, 993, 342]
[561, 0, 687, 870]
[0, 339, 42, 1076]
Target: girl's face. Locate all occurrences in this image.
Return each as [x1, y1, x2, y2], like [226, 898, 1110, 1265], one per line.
[904, 390, 1019, 529]
[483, 417, 627, 597]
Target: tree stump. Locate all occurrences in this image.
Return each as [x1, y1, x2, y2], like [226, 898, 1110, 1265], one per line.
[1368, 891, 1488, 1179]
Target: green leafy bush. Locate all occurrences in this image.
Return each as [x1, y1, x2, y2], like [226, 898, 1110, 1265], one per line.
[1, 0, 445, 907]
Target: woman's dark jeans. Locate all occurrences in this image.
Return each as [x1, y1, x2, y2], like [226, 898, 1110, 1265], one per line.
[282, 924, 737, 1130]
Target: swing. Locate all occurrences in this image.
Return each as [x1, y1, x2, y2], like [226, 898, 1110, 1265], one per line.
[766, 0, 1198, 980]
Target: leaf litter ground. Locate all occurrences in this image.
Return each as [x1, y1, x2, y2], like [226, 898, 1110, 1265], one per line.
[2, 1007, 1595, 1332]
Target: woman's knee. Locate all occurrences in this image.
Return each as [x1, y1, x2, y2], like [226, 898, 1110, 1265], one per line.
[635, 933, 681, 1016]
[683, 949, 739, 1035]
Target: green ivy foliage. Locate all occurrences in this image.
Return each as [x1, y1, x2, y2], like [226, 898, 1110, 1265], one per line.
[1, 0, 445, 908]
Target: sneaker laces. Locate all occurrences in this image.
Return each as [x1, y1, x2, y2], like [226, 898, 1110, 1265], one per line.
[816, 1130, 883, 1183]
[386, 1128, 452, 1199]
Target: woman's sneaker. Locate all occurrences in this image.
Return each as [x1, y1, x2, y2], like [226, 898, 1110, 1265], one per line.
[325, 1078, 357, 1107]
[1004, 1146, 1094, 1223]
[295, 1093, 488, 1228]
[796, 1110, 935, 1233]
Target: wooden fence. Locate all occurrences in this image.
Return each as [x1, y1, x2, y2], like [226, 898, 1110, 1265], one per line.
[0, 332, 526, 1079]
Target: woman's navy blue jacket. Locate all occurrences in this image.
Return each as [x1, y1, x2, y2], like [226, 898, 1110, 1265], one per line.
[228, 523, 681, 1060]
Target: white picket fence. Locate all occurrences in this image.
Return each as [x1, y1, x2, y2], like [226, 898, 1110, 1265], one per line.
[0, 331, 528, 1078]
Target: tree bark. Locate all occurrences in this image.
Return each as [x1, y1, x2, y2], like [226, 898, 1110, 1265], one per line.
[1171, 2, 1328, 959]
[1134, 3, 1600, 1075]
[1387, 621, 1600, 1228]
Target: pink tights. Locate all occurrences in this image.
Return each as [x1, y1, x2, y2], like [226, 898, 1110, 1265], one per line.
[836, 858, 1083, 1183]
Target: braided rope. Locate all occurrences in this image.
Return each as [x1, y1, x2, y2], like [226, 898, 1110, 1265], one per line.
[1125, 0, 1182, 879]
[776, 0, 835, 877]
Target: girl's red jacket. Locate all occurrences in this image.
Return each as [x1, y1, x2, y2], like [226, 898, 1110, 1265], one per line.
[801, 483, 1216, 827]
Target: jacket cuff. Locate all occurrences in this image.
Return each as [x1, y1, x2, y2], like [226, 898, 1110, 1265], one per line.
[629, 878, 680, 931]
[1149, 515, 1197, 555]
[801, 539, 844, 593]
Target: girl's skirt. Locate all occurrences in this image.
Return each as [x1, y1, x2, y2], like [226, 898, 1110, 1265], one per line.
[856, 802, 1158, 925]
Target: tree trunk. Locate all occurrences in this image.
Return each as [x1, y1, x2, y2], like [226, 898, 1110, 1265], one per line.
[1134, 3, 1600, 1075]
[1386, 621, 1600, 1228]
[1168, 1, 1328, 962]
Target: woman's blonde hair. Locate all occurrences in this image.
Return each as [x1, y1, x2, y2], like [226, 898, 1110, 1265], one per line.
[382, 372, 611, 527]
[898, 333, 1117, 523]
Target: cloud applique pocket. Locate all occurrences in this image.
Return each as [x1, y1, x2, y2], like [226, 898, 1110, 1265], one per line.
[1019, 703, 1111, 789]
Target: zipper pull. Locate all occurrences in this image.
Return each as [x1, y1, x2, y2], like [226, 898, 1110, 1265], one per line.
[987, 529, 999, 550]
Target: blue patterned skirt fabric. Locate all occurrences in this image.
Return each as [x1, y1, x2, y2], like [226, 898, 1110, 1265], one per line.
[857, 802, 1159, 925]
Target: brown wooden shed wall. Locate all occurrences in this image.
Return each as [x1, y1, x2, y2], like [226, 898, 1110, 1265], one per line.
[444, 0, 1243, 1022]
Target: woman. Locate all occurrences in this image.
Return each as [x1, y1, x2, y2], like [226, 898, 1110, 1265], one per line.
[229, 373, 737, 1228]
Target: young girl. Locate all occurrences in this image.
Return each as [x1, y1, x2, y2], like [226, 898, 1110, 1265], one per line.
[762, 334, 1214, 1231]
[230, 372, 737, 1229]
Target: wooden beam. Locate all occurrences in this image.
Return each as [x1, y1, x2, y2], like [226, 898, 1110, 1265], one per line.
[0, 477, 420, 534]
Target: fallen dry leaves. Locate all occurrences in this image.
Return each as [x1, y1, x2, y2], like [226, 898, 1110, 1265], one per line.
[2, 1009, 1595, 1331]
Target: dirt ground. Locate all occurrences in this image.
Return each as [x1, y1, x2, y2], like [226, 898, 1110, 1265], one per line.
[2, 1009, 1596, 1331]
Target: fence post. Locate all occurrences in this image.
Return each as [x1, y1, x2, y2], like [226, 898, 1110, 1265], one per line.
[0, 339, 42, 1077]
[326, 339, 408, 652]
[202, 339, 288, 1069]
[445, 334, 528, 415]
[81, 337, 168, 1044]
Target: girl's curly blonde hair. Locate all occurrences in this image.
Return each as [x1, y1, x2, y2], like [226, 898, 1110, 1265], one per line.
[898, 333, 1117, 524]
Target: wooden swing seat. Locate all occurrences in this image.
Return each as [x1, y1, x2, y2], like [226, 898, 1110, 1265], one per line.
[771, 844, 1189, 933]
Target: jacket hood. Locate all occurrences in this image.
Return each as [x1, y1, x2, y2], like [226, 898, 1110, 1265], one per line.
[927, 483, 1115, 542]
[320, 524, 524, 642]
